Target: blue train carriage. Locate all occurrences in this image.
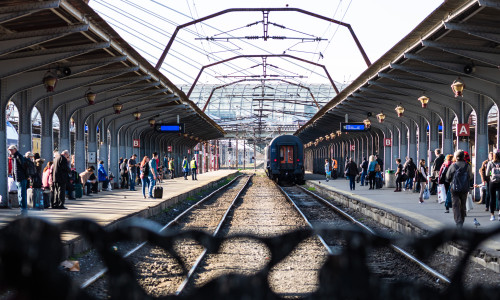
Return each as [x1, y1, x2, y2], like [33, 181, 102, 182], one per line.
[265, 135, 305, 184]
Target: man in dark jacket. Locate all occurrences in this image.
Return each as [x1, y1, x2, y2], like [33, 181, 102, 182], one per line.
[8, 145, 28, 214]
[404, 158, 416, 191]
[345, 158, 359, 191]
[52, 150, 71, 209]
[445, 150, 473, 228]
[430, 149, 445, 195]
[376, 154, 384, 172]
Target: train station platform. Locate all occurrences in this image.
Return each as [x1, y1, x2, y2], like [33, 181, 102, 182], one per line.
[304, 173, 500, 273]
[0, 170, 238, 258]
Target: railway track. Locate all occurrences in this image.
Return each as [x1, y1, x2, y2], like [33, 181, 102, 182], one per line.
[277, 184, 451, 286]
[81, 174, 252, 297]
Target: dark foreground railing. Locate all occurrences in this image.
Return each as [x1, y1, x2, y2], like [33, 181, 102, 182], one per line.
[0, 217, 499, 299]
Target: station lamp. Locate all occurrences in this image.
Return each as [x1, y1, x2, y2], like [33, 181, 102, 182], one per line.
[376, 112, 386, 123]
[319, 136, 324, 142]
[451, 78, 465, 97]
[325, 135, 330, 141]
[43, 70, 58, 92]
[336, 130, 342, 136]
[133, 111, 141, 120]
[363, 119, 371, 128]
[418, 95, 429, 108]
[330, 133, 336, 139]
[85, 88, 97, 105]
[395, 104, 405, 117]
[148, 118, 156, 127]
[112, 100, 123, 114]
[314, 141, 318, 146]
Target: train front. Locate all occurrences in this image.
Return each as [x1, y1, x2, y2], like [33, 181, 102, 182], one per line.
[267, 135, 305, 184]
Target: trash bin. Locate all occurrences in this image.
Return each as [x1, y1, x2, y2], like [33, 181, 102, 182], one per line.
[385, 170, 396, 188]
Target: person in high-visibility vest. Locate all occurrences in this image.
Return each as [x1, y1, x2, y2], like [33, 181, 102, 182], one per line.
[191, 157, 198, 180]
[182, 156, 189, 180]
[331, 158, 338, 179]
[168, 157, 175, 179]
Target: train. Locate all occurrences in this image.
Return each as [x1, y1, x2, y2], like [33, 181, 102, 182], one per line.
[264, 135, 305, 184]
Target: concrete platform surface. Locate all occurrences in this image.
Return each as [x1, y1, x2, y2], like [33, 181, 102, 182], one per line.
[0, 170, 238, 242]
[304, 173, 500, 263]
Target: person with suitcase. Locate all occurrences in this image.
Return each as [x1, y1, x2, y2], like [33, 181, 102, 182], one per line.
[149, 152, 161, 198]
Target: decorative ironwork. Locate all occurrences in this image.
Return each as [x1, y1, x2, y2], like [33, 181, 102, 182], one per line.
[0, 217, 499, 299]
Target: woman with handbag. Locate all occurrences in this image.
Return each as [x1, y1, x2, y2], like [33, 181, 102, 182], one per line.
[394, 158, 405, 192]
[438, 155, 453, 212]
[139, 156, 151, 199]
[417, 159, 428, 203]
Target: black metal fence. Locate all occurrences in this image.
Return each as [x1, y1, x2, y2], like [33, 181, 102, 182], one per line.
[0, 217, 499, 299]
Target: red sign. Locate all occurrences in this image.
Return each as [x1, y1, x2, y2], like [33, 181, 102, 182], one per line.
[167, 146, 172, 152]
[350, 145, 355, 151]
[384, 138, 392, 147]
[187, 149, 191, 154]
[133, 139, 140, 148]
[456, 123, 470, 137]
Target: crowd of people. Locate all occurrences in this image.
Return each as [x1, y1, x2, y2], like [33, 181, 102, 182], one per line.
[325, 148, 499, 228]
[5, 144, 201, 215]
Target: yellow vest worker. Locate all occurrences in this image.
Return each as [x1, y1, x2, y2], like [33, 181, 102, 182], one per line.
[190, 158, 198, 180]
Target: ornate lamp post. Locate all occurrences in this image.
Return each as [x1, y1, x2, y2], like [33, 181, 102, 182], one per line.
[85, 88, 96, 105]
[376, 112, 386, 123]
[148, 118, 156, 127]
[363, 119, 371, 128]
[112, 100, 123, 114]
[43, 70, 58, 92]
[395, 104, 405, 117]
[451, 78, 465, 97]
[133, 111, 141, 121]
[418, 95, 429, 108]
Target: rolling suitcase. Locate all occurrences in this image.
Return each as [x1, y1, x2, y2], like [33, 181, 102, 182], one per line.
[74, 183, 83, 198]
[153, 186, 163, 198]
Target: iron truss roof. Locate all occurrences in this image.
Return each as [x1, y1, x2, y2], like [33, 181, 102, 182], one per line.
[295, 0, 499, 145]
[0, 0, 224, 146]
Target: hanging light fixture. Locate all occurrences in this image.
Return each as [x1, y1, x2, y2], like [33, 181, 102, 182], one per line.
[133, 111, 141, 120]
[325, 135, 330, 141]
[418, 95, 429, 108]
[85, 87, 97, 105]
[112, 100, 123, 114]
[42, 70, 58, 92]
[319, 136, 324, 142]
[330, 133, 335, 139]
[395, 104, 405, 117]
[148, 118, 156, 127]
[363, 119, 371, 128]
[336, 130, 342, 136]
[376, 112, 386, 123]
[451, 78, 465, 97]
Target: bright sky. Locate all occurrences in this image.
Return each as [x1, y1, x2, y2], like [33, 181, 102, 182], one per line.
[89, 0, 443, 87]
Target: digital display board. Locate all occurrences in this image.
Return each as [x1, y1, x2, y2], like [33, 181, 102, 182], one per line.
[154, 123, 185, 133]
[341, 122, 370, 132]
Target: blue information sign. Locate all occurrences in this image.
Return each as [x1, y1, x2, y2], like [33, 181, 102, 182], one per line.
[155, 123, 185, 133]
[341, 122, 369, 132]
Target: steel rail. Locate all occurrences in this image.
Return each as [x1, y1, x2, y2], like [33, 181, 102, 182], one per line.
[298, 186, 451, 284]
[80, 174, 245, 289]
[274, 183, 333, 255]
[278, 184, 451, 285]
[176, 174, 254, 295]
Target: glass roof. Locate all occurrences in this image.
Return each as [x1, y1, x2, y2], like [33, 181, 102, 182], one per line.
[181, 83, 341, 133]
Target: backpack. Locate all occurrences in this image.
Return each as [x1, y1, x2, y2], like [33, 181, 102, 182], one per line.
[451, 164, 469, 193]
[490, 163, 500, 183]
[25, 158, 37, 177]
